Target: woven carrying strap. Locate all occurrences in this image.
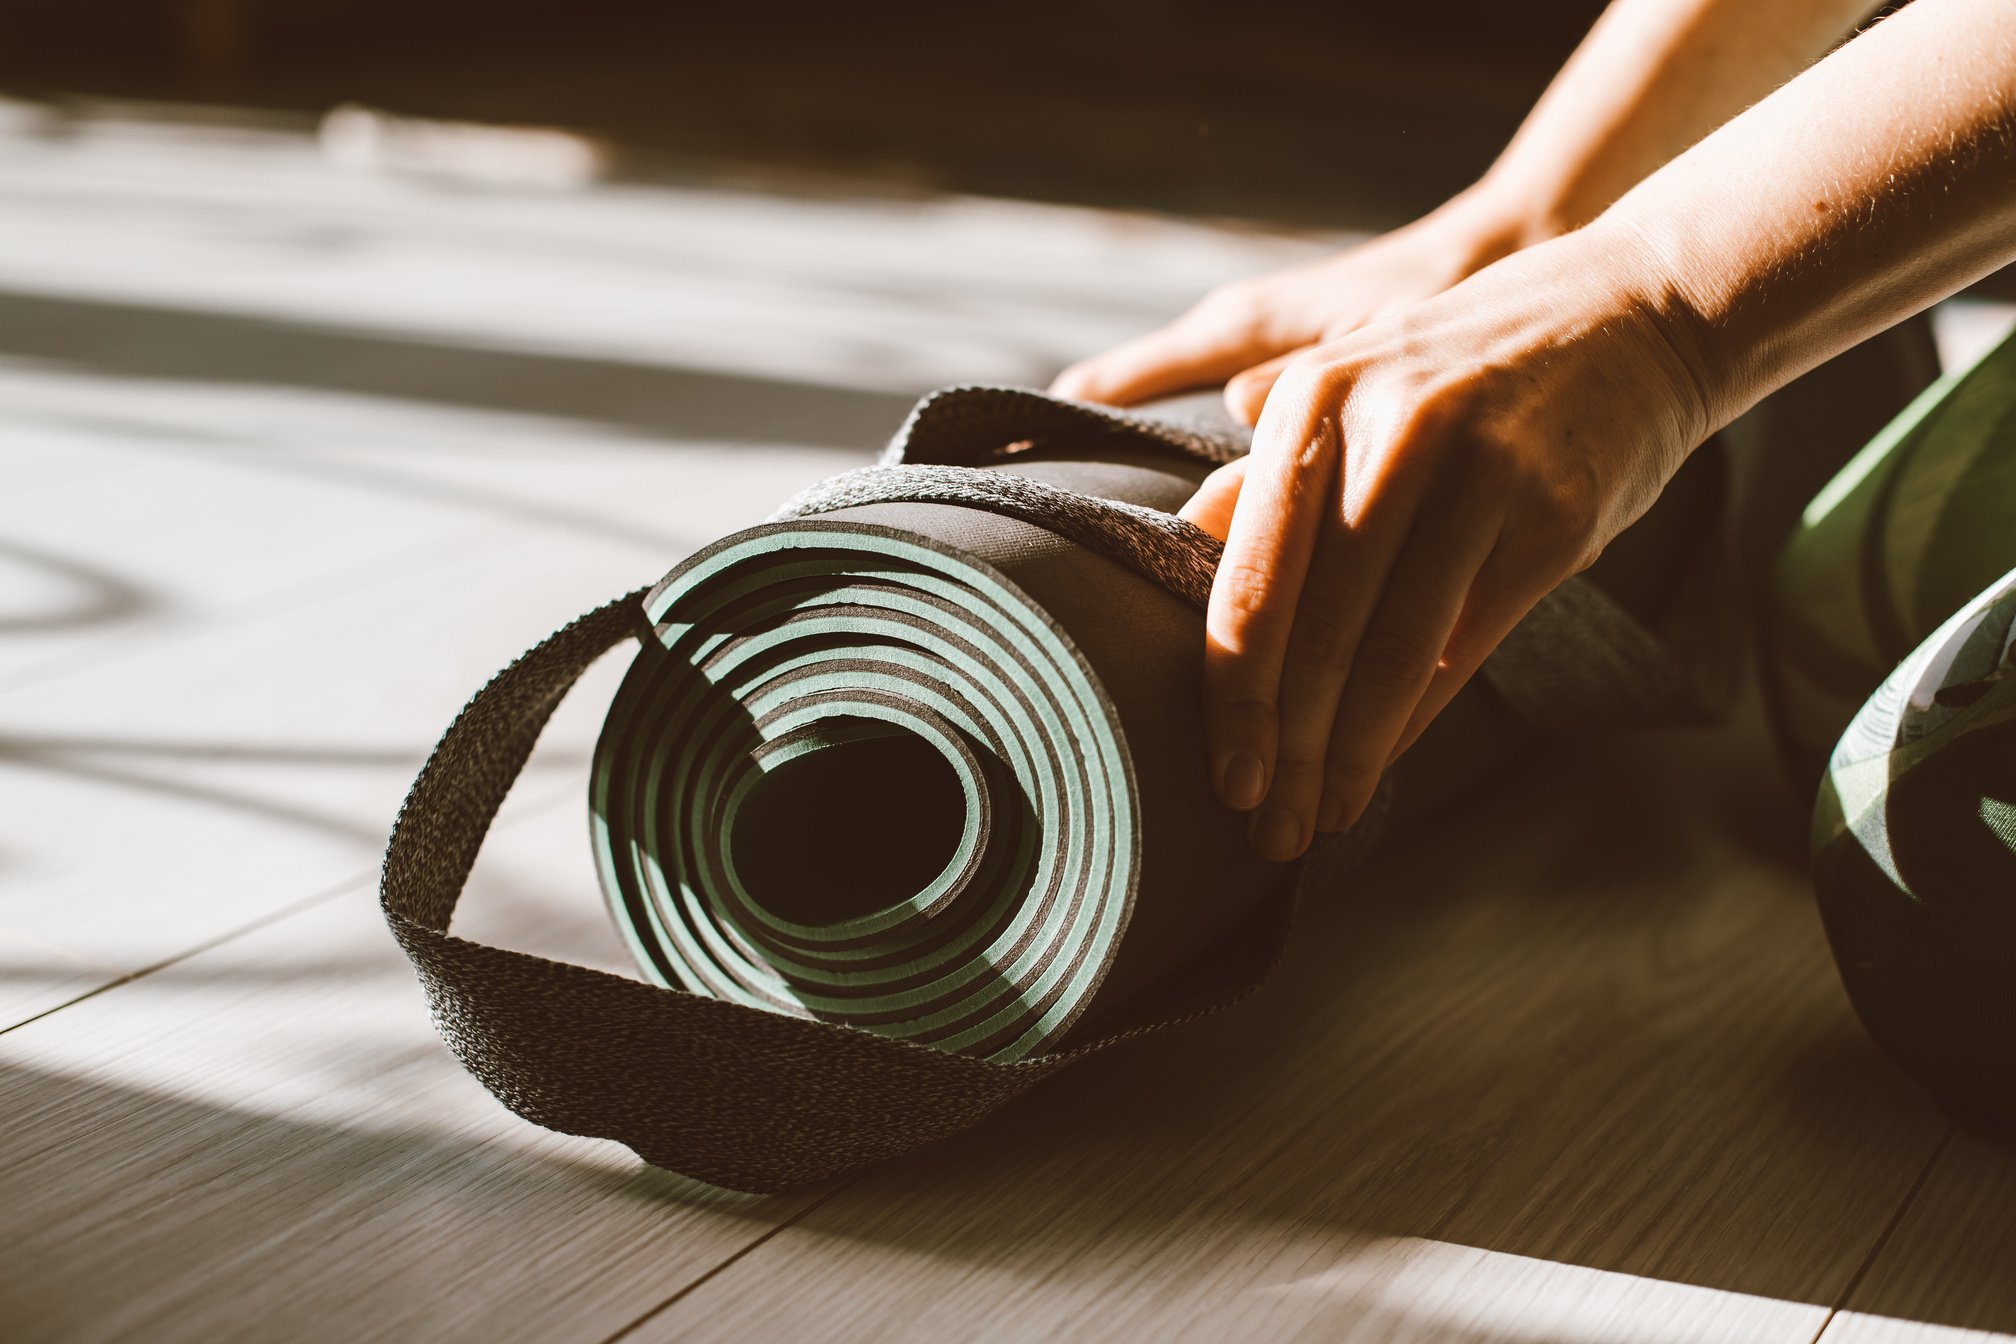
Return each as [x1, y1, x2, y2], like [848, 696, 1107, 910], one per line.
[382, 386, 1730, 1193]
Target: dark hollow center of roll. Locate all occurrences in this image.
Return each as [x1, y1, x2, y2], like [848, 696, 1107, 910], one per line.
[729, 721, 967, 926]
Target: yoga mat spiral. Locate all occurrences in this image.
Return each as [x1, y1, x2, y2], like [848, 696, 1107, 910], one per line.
[592, 523, 1139, 1062]
[590, 432, 1288, 1062]
[381, 385, 1735, 1192]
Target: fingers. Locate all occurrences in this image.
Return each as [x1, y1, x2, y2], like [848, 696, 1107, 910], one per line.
[1309, 496, 1504, 837]
[1223, 350, 1306, 425]
[1382, 555, 1538, 766]
[1049, 315, 1278, 407]
[1202, 385, 1342, 826]
[1177, 457, 1248, 540]
[1254, 417, 1448, 859]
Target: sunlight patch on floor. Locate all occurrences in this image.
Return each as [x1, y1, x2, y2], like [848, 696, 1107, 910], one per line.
[0, 94, 1339, 398]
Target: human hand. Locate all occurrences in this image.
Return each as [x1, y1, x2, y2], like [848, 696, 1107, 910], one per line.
[1050, 189, 1540, 415]
[1170, 223, 1713, 861]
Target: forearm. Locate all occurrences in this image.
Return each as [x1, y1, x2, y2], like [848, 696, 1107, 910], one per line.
[1601, 0, 2016, 433]
[1459, 0, 1879, 246]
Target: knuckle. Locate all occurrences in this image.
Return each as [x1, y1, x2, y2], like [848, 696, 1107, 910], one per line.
[1211, 690, 1277, 725]
[1323, 755, 1381, 797]
[1209, 556, 1278, 622]
[1270, 751, 1324, 787]
[1284, 606, 1350, 669]
[1354, 624, 1441, 687]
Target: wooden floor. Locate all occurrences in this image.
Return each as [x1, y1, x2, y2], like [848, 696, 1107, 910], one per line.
[3, 98, 2013, 1344]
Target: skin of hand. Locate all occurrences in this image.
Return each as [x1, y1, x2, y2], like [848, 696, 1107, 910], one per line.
[1051, 0, 1881, 418]
[1170, 226, 1707, 861]
[1050, 0, 2016, 864]
[1048, 188, 1538, 411]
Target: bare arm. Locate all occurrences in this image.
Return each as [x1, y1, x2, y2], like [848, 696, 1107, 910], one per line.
[1191, 0, 2016, 861]
[1051, 0, 1878, 409]
[1613, 0, 2016, 428]
[1479, 0, 1883, 241]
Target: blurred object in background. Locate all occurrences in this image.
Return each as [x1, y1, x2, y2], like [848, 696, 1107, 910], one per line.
[318, 104, 610, 190]
[0, 0, 1613, 228]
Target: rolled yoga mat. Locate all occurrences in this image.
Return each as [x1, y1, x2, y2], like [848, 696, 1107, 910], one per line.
[1766, 326, 2016, 788]
[1812, 562, 2016, 1119]
[382, 385, 1736, 1192]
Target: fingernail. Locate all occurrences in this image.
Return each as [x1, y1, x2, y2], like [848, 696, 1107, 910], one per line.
[1221, 754, 1265, 810]
[1315, 795, 1349, 834]
[1250, 805, 1302, 862]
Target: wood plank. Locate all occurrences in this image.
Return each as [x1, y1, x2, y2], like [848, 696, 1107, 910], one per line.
[0, 798, 825, 1344]
[0, 533, 672, 1029]
[0, 371, 855, 1029]
[1816, 1124, 2016, 1343]
[631, 701, 1954, 1343]
[0, 414, 510, 689]
[0, 356, 873, 693]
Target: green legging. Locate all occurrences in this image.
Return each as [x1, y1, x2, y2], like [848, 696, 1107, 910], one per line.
[1768, 325, 2016, 1120]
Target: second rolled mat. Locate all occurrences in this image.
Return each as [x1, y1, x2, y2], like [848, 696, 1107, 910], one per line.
[383, 385, 1736, 1192]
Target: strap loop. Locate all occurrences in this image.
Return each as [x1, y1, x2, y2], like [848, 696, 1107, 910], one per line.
[381, 385, 1735, 1192]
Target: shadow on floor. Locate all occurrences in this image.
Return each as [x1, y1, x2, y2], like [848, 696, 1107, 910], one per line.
[3, 714, 2011, 1335]
[690, 715, 2015, 1334]
[0, 1052, 798, 1341]
[0, 731, 586, 856]
[0, 537, 158, 634]
[0, 288, 920, 452]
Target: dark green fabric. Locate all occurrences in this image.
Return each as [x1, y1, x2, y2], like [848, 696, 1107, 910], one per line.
[1769, 327, 2016, 786]
[1775, 323, 2016, 1120]
[1814, 566, 2016, 1119]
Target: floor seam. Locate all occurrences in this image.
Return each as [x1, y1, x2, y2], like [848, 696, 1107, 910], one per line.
[599, 1180, 855, 1344]
[1805, 1121, 1956, 1344]
[0, 775, 580, 1038]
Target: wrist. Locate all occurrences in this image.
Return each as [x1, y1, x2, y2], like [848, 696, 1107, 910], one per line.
[1417, 179, 1572, 273]
[1570, 214, 1725, 450]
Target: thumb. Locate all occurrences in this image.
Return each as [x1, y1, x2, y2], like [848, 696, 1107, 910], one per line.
[1177, 456, 1250, 541]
